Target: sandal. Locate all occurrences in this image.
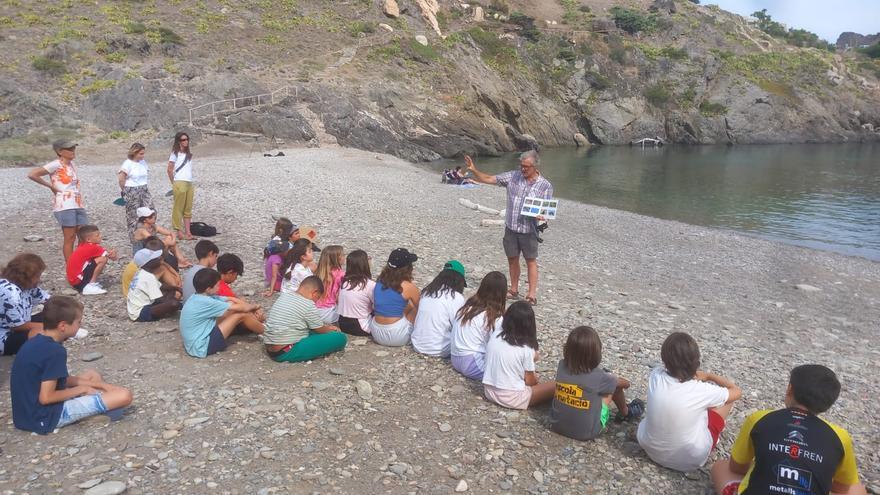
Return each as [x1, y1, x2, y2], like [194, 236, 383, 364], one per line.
[525, 296, 538, 306]
[507, 289, 520, 299]
[615, 398, 645, 423]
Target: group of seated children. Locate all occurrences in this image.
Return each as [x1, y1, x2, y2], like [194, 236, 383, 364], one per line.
[3, 221, 868, 494]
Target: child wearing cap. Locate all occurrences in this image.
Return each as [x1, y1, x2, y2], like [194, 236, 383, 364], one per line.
[66, 225, 118, 296]
[370, 248, 421, 347]
[411, 261, 467, 358]
[132, 206, 191, 267]
[121, 237, 181, 298]
[126, 249, 182, 322]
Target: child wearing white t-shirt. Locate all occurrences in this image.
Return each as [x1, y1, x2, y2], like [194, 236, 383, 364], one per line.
[482, 301, 554, 410]
[411, 261, 467, 358]
[637, 332, 742, 473]
[280, 239, 315, 295]
[451, 271, 507, 380]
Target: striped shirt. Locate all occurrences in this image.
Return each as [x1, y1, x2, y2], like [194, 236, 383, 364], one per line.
[263, 292, 324, 345]
[496, 170, 554, 233]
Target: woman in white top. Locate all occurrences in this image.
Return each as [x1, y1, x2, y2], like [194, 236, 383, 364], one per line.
[451, 271, 507, 380]
[118, 143, 154, 243]
[337, 250, 375, 337]
[482, 301, 555, 410]
[411, 260, 467, 358]
[166, 132, 196, 240]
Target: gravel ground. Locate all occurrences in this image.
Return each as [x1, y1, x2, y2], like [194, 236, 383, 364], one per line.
[0, 147, 878, 495]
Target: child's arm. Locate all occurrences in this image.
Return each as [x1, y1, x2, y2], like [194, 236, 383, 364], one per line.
[524, 371, 539, 386]
[155, 224, 172, 236]
[311, 324, 340, 334]
[263, 264, 279, 297]
[227, 300, 260, 313]
[39, 379, 94, 405]
[106, 247, 119, 261]
[696, 370, 742, 403]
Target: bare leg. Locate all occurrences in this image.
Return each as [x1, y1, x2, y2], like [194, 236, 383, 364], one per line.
[148, 296, 180, 319]
[183, 218, 195, 240]
[712, 402, 735, 421]
[90, 256, 108, 283]
[507, 256, 521, 294]
[78, 369, 103, 382]
[61, 226, 78, 261]
[98, 383, 133, 410]
[525, 258, 538, 300]
[710, 459, 741, 494]
[528, 381, 556, 406]
[611, 385, 629, 416]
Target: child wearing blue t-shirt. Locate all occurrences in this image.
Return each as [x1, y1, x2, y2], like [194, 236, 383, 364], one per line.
[179, 268, 265, 358]
[10, 296, 132, 434]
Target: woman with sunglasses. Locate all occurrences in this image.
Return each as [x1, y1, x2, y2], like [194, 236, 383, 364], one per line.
[167, 132, 196, 240]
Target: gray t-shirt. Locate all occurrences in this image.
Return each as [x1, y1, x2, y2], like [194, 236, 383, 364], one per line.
[549, 360, 618, 440]
[181, 264, 206, 304]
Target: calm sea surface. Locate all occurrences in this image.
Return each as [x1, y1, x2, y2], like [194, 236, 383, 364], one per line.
[432, 144, 880, 261]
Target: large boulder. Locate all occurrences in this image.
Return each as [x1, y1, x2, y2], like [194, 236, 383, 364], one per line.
[80, 78, 185, 131]
[217, 106, 316, 142]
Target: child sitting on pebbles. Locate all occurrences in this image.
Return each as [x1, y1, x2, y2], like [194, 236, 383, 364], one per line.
[482, 301, 555, 410]
[336, 249, 376, 337]
[65, 225, 118, 296]
[11, 296, 132, 434]
[263, 217, 297, 297]
[637, 332, 742, 473]
[216, 253, 244, 298]
[550, 326, 644, 441]
[280, 239, 316, 294]
[451, 271, 507, 380]
[126, 248, 182, 322]
[131, 207, 191, 268]
[121, 237, 181, 298]
[181, 240, 219, 303]
[179, 269, 265, 358]
[262, 275, 347, 363]
[411, 260, 467, 358]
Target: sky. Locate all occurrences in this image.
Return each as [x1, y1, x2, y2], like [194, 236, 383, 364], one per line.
[706, 0, 880, 42]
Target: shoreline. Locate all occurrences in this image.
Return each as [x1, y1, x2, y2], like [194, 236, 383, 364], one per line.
[1, 147, 877, 493]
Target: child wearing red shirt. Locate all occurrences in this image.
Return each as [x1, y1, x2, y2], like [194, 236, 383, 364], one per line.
[216, 253, 243, 298]
[66, 225, 118, 295]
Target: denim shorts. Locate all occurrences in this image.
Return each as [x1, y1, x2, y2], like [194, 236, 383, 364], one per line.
[57, 393, 107, 428]
[53, 208, 89, 228]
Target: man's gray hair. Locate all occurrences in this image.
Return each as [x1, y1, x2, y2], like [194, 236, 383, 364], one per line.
[519, 149, 540, 165]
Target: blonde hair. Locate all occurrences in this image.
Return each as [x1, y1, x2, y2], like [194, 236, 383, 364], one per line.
[127, 142, 146, 160]
[314, 245, 344, 294]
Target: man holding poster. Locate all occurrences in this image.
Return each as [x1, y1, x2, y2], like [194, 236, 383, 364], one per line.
[464, 150, 554, 306]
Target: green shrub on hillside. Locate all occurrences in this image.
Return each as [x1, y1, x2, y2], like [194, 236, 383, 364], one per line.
[508, 12, 540, 42]
[699, 100, 727, 116]
[80, 79, 116, 95]
[609, 7, 655, 34]
[859, 43, 880, 59]
[468, 27, 519, 72]
[752, 9, 834, 51]
[124, 21, 147, 34]
[348, 21, 375, 37]
[32, 56, 67, 75]
[644, 83, 671, 107]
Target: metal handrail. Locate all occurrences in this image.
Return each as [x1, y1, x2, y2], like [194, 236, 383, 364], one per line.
[188, 86, 294, 125]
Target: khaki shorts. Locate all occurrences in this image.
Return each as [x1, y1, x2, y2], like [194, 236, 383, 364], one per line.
[502, 228, 539, 259]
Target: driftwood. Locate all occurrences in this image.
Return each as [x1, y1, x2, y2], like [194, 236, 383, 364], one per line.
[459, 198, 504, 217]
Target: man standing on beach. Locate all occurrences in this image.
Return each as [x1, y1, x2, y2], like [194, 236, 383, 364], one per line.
[465, 150, 552, 305]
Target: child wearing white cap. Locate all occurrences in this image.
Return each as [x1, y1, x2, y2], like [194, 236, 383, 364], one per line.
[126, 248, 182, 322]
[132, 206, 191, 268]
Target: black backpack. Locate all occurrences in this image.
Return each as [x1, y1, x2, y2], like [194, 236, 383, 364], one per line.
[190, 222, 217, 237]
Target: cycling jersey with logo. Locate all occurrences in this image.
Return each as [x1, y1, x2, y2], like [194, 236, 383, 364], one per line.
[731, 408, 859, 495]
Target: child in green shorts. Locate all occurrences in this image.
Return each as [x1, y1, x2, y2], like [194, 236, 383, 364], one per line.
[549, 326, 644, 440]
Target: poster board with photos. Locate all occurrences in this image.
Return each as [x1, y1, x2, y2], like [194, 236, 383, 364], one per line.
[521, 197, 558, 220]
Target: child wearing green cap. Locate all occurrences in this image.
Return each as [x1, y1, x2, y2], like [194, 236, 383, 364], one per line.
[411, 261, 467, 357]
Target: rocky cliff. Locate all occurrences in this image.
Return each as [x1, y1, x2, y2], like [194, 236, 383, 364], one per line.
[1, 0, 879, 164]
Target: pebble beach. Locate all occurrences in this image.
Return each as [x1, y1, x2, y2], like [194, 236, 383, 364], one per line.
[0, 146, 878, 494]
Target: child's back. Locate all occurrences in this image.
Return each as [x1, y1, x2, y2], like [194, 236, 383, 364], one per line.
[10, 334, 67, 434]
[550, 362, 618, 440]
[483, 327, 534, 391]
[637, 367, 729, 471]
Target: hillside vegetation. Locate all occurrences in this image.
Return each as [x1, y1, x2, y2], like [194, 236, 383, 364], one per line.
[1, 0, 879, 164]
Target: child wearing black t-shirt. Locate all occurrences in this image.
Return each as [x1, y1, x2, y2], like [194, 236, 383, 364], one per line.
[711, 364, 866, 495]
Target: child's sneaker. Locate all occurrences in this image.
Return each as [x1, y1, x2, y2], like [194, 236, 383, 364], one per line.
[616, 398, 645, 423]
[81, 283, 107, 295]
